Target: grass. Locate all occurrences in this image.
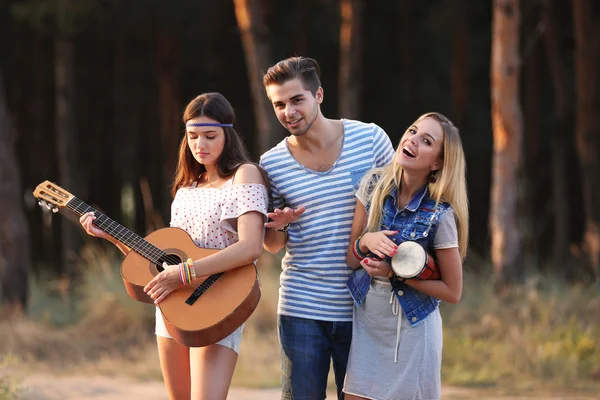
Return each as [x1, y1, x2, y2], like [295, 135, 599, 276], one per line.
[1, 243, 599, 397]
[441, 272, 600, 395]
[0, 356, 23, 400]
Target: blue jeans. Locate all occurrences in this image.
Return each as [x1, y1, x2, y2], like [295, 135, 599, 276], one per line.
[278, 315, 352, 400]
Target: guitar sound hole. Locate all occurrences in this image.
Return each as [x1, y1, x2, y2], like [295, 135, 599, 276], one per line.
[156, 254, 183, 273]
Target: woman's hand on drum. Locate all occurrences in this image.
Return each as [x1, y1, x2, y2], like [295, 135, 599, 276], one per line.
[360, 231, 398, 259]
[361, 257, 393, 277]
[79, 211, 109, 240]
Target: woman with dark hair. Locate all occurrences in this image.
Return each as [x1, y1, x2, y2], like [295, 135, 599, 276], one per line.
[79, 92, 269, 399]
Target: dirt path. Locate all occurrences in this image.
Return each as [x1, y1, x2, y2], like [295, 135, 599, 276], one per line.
[17, 373, 598, 400]
[20, 374, 283, 400]
[21, 375, 300, 400]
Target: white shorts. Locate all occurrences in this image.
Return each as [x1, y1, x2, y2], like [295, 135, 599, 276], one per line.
[154, 307, 244, 353]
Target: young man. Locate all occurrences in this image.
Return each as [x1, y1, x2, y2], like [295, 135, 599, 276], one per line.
[259, 56, 395, 400]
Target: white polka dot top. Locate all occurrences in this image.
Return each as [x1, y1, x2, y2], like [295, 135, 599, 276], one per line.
[170, 180, 269, 250]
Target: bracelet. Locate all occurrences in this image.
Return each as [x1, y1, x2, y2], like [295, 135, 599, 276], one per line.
[353, 238, 369, 260]
[275, 223, 291, 232]
[179, 263, 185, 285]
[187, 258, 196, 281]
[351, 241, 364, 260]
[179, 263, 188, 285]
[356, 238, 369, 258]
[386, 270, 394, 280]
[186, 260, 192, 284]
[179, 259, 196, 285]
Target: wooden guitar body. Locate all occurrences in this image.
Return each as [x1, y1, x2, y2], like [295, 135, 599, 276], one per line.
[123, 227, 261, 347]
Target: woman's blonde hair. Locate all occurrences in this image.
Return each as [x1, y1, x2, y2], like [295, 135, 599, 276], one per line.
[357, 112, 469, 259]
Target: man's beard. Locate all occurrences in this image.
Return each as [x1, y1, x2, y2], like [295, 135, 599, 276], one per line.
[289, 104, 318, 136]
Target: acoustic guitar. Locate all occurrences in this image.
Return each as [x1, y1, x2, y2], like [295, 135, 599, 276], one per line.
[33, 180, 261, 347]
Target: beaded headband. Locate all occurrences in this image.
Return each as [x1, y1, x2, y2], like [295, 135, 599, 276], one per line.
[186, 123, 233, 127]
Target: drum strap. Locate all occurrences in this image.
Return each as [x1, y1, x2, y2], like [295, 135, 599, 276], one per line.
[389, 292, 402, 363]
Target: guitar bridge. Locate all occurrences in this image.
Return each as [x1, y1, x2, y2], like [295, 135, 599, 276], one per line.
[185, 272, 224, 305]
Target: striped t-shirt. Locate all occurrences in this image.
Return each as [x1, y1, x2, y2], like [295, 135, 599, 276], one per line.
[259, 119, 395, 321]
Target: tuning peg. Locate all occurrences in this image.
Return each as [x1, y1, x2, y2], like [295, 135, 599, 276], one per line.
[38, 199, 45, 207]
[52, 207, 59, 213]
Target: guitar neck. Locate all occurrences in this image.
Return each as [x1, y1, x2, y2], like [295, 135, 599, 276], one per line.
[65, 196, 164, 264]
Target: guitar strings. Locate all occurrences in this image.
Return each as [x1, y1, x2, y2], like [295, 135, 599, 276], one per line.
[70, 200, 204, 292]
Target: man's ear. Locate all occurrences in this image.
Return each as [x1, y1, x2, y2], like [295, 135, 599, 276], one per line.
[315, 87, 324, 104]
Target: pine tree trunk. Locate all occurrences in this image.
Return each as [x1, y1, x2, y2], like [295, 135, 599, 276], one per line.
[114, 36, 142, 230]
[155, 26, 181, 226]
[292, 0, 309, 56]
[522, 6, 541, 266]
[32, 33, 59, 271]
[396, 0, 416, 119]
[338, 0, 364, 119]
[233, 0, 279, 155]
[0, 70, 30, 312]
[450, 0, 469, 129]
[55, 36, 81, 276]
[572, 0, 600, 278]
[490, 0, 524, 286]
[541, 0, 570, 272]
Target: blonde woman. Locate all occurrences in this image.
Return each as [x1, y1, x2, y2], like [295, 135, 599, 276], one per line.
[343, 112, 469, 400]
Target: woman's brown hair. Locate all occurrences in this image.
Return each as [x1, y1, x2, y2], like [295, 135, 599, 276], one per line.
[172, 92, 267, 197]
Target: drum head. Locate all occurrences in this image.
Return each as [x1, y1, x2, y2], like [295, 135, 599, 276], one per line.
[391, 241, 426, 278]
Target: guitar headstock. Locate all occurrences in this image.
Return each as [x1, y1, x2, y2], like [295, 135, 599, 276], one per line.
[32, 181, 74, 213]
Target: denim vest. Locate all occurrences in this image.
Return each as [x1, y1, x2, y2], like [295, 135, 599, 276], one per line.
[347, 185, 451, 327]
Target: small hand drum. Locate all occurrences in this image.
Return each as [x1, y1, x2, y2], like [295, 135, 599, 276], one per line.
[391, 241, 440, 280]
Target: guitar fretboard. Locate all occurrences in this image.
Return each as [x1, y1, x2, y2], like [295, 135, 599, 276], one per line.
[66, 196, 166, 264]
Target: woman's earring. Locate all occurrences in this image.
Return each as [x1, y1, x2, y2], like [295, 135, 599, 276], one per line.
[429, 171, 437, 183]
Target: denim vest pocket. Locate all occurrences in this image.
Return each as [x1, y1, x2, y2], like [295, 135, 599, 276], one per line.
[347, 268, 371, 307]
[402, 295, 440, 327]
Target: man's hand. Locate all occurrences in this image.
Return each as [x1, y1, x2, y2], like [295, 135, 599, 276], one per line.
[265, 206, 306, 230]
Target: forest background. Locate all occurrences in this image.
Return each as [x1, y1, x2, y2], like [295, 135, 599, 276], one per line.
[0, 0, 599, 398]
